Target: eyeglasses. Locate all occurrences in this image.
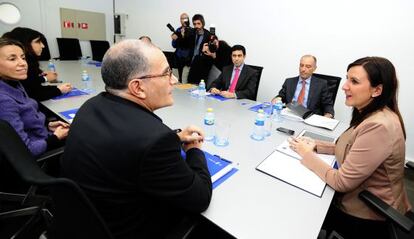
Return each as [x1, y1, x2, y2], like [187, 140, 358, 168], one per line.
[138, 68, 173, 80]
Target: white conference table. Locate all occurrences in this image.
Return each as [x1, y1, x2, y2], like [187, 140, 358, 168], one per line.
[41, 61, 349, 239]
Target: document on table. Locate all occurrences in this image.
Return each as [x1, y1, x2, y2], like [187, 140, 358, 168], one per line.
[256, 130, 336, 197]
[304, 114, 340, 131]
[181, 150, 238, 189]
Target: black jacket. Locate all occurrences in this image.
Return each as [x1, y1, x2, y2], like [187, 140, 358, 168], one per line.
[61, 92, 212, 239]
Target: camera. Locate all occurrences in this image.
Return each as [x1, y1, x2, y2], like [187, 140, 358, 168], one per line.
[183, 18, 190, 27]
[166, 23, 175, 32]
[208, 27, 217, 53]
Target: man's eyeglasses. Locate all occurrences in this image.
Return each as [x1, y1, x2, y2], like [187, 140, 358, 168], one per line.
[138, 68, 173, 80]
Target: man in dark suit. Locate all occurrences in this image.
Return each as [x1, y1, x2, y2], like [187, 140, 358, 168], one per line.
[272, 55, 334, 117]
[61, 40, 212, 239]
[187, 14, 212, 84]
[208, 45, 258, 100]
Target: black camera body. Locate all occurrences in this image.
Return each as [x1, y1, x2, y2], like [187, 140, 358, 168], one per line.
[167, 23, 175, 32]
[183, 19, 190, 27]
[208, 27, 217, 53]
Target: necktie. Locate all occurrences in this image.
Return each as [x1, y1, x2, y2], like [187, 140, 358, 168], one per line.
[297, 80, 306, 105]
[229, 67, 240, 93]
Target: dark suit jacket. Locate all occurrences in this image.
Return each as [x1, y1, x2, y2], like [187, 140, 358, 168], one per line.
[61, 92, 212, 239]
[209, 64, 258, 100]
[187, 29, 213, 84]
[277, 75, 334, 116]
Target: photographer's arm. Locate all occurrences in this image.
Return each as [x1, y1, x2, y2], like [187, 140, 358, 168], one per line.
[202, 43, 216, 59]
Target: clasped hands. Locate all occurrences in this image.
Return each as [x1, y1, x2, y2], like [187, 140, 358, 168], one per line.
[209, 87, 235, 98]
[177, 125, 205, 151]
[288, 136, 316, 158]
[48, 121, 70, 140]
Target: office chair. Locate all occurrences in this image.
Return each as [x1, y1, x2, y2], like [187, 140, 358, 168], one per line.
[0, 120, 114, 239]
[90, 40, 110, 62]
[312, 73, 341, 106]
[245, 64, 264, 101]
[56, 38, 82, 60]
[206, 65, 221, 89]
[359, 190, 414, 239]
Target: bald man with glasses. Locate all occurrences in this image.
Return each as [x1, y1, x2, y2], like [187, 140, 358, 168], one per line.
[61, 39, 212, 239]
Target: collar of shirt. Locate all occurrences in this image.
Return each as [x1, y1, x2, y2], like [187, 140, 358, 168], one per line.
[299, 76, 311, 84]
[233, 64, 244, 72]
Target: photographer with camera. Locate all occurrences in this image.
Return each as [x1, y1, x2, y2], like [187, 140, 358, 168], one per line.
[170, 13, 194, 83]
[187, 14, 212, 84]
[201, 33, 232, 74]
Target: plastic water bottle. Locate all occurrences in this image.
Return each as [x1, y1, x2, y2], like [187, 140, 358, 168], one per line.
[204, 108, 215, 141]
[198, 80, 206, 99]
[81, 70, 92, 92]
[48, 60, 56, 72]
[273, 99, 283, 123]
[251, 109, 266, 141]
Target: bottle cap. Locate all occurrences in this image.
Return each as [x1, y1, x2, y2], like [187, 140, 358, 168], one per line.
[82, 70, 87, 73]
[207, 108, 213, 112]
[258, 109, 264, 113]
[200, 79, 204, 82]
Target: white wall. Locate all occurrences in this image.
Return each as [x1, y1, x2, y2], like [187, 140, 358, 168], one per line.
[1, 0, 413, 162]
[0, 0, 114, 58]
[115, 0, 414, 161]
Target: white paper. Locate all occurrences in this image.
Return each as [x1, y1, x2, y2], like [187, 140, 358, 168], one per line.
[304, 114, 339, 130]
[276, 140, 336, 167]
[281, 108, 304, 121]
[257, 151, 329, 197]
[211, 164, 234, 183]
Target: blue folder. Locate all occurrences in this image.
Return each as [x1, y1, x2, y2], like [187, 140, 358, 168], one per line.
[181, 149, 237, 189]
[59, 108, 79, 121]
[52, 88, 88, 100]
[207, 94, 231, 101]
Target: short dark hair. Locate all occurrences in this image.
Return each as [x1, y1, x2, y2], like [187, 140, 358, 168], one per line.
[231, 45, 246, 56]
[101, 40, 150, 90]
[347, 56, 406, 138]
[192, 14, 205, 27]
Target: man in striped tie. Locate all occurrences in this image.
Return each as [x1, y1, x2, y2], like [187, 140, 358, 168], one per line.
[271, 55, 334, 118]
[209, 45, 259, 100]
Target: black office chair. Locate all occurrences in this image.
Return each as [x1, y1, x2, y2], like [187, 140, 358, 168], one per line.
[206, 65, 222, 89]
[359, 190, 414, 239]
[245, 64, 264, 101]
[313, 73, 342, 106]
[90, 40, 110, 62]
[0, 120, 114, 239]
[56, 38, 82, 60]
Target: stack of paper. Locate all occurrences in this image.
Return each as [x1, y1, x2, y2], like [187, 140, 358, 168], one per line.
[256, 130, 336, 197]
[304, 114, 339, 130]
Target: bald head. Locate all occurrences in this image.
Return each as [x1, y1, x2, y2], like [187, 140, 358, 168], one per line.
[180, 13, 190, 26]
[101, 39, 159, 90]
[299, 55, 317, 79]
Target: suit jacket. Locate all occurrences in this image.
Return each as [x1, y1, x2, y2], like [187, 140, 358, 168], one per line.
[209, 64, 258, 100]
[302, 108, 411, 220]
[277, 75, 334, 116]
[61, 92, 212, 239]
[187, 29, 213, 84]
